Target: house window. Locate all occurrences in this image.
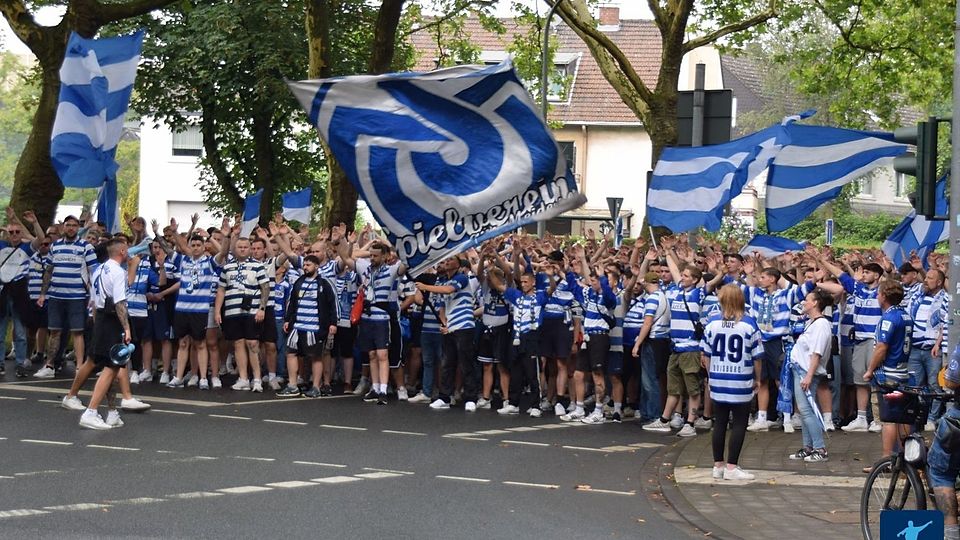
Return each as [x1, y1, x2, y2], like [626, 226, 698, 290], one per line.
[557, 141, 576, 172]
[857, 176, 873, 196]
[548, 64, 572, 102]
[172, 126, 203, 157]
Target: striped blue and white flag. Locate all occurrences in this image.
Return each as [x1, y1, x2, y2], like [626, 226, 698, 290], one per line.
[287, 60, 586, 275]
[882, 176, 949, 268]
[50, 31, 143, 233]
[282, 187, 312, 224]
[765, 125, 905, 231]
[241, 189, 262, 237]
[739, 234, 805, 259]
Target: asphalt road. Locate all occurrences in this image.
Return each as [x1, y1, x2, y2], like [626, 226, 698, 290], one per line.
[0, 369, 701, 540]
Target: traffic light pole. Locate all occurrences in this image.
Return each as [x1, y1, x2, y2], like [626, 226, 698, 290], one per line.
[950, 0, 960, 360]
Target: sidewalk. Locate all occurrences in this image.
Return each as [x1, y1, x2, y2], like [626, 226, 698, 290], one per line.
[653, 427, 893, 540]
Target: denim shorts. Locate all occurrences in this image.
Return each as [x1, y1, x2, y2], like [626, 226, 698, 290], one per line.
[927, 407, 960, 489]
[46, 298, 87, 332]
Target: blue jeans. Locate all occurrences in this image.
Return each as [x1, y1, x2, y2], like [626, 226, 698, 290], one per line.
[420, 332, 442, 397]
[793, 366, 826, 450]
[830, 354, 841, 417]
[928, 407, 960, 488]
[0, 295, 27, 365]
[275, 320, 287, 379]
[640, 342, 662, 421]
[908, 347, 942, 419]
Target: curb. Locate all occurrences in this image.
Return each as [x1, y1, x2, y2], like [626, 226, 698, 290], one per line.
[642, 436, 741, 540]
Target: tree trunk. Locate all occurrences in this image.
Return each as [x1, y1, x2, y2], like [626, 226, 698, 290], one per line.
[252, 105, 275, 226]
[11, 67, 64, 227]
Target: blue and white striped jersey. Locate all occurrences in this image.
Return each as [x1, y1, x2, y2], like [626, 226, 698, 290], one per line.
[47, 238, 97, 300]
[0, 241, 33, 284]
[421, 292, 444, 334]
[127, 257, 157, 318]
[901, 281, 923, 309]
[274, 280, 290, 321]
[542, 273, 576, 322]
[442, 272, 476, 332]
[335, 270, 358, 327]
[667, 284, 706, 353]
[641, 289, 671, 339]
[293, 277, 321, 332]
[746, 281, 814, 341]
[27, 251, 51, 300]
[503, 288, 546, 337]
[839, 294, 855, 347]
[839, 273, 881, 341]
[173, 254, 220, 314]
[355, 258, 400, 322]
[609, 291, 625, 352]
[481, 284, 510, 328]
[218, 258, 268, 318]
[572, 276, 617, 335]
[701, 314, 763, 404]
[909, 289, 948, 349]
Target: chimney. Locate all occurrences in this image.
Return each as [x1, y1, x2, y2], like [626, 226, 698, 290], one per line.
[598, 5, 620, 29]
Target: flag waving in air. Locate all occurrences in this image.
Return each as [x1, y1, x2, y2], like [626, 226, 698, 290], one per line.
[288, 60, 586, 275]
[282, 187, 312, 224]
[882, 176, 950, 268]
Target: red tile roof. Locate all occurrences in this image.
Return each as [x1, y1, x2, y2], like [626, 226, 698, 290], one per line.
[409, 16, 659, 125]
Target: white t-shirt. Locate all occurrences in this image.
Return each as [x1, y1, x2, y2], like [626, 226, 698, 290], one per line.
[792, 316, 832, 375]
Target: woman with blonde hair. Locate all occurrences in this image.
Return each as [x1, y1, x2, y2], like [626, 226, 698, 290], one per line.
[701, 284, 763, 481]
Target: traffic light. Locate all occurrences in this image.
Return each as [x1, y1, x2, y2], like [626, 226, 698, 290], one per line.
[893, 116, 941, 218]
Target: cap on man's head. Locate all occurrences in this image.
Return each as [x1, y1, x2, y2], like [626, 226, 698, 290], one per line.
[644, 271, 660, 284]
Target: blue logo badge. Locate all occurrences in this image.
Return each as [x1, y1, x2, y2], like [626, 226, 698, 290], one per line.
[880, 510, 942, 540]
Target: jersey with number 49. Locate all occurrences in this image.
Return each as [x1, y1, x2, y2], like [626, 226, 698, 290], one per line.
[701, 314, 763, 405]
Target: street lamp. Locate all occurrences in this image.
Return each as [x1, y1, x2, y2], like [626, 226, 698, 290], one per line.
[537, 0, 565, 239]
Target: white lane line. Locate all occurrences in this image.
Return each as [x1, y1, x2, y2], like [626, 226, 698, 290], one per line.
[575, 486, 637, 496]
[263, 419, 307, 426]
[381, 429, 427, 436]
[217, 485, 273, 494]
[191, 456, 219, 461]
[0, 509, 50, 519]
[14, 470, 59, 477]
[501, 440, 550, 447]
[362, 467, 415, 475]
[208, 414, 250, 421]
[106, 497, 167, 505]
[561, 445, 610, 453]
[87, 444, 140, 452]
[43, 503, 112, 511]
[319, 424, 367, 431]
[435, 475, 490, 483]
[504, 426, 539, 432]
[153, 409, 195, 415]
[475, 429, 511, 435]
[0, 385, 223, 407]
[442, 432, 478, 438]
[36, 399, 61, 404]
[266, 481, 317, 489]
[0, 437, 6, 440]
[502, 481, 559, 489]
[600, 445, 639, 452]
[232, 456, 276, 462]
[166, 491, 224, 499]
[0, 476, 13, 479]
[628, 442, 665, 449]
[311, 476, 362, 484]
[155, 450, 180, 454]
[21, 439, 72, 446]
[0, 396, 26, 401]
[534, 424, 569, 429]
[293, 461, 347, 468]
[354, 472, 402, 479]
[443, 436, 488, 442]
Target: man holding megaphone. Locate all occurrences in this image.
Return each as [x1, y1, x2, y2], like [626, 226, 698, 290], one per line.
[79, 238, 134, 430]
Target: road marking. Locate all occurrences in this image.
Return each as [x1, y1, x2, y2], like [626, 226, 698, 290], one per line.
[561, 445, 610, 453]
[502, 481, 559, 489]
[628, 442, 665, 449]
[501, 440, 550, 447]
[106, 497, 167, 505]
[0, 384, 223, 407]
[14, 470, 60, 477]
[36, 399, 62, 404]
[293, 461, 346, 468]
[232, 456, 275, 462]
[155, 450, 180, 454]
[475, 429, 512, 435]
[436, 475, 490, 483]
[153, 409, 195, 415]
[354, 472, 403, 479]
[600, 445, 638, 452]
[311, 476, 362, 484]
[263, 419, 307, 426]
[441, 432, 477, 438]
[381, 429, 426, 436]
[0, 396, 26, 401]
[0, 476, 12, 479]
[362, 467, 415, 475]
[43, 503, 112, 511]
[166, 491, 223, 499]
[0, 437, 6, 440]
[504, 426, 539, 432]
[442, 435, 488, 441]
[266, 481, 317, 489]
[217, 485, 273, 494]
[87, 444, 140, 452]
[0, 509, 50, 519]
[535, 423, 570, 429]
[319, 424, 367, 431]
[673, 467, 865, 488]
[191, 456, 219, 461]
[208, 414, 250, 421]
[21, 439, 72, 446]
[232, 394, 354, 405]
[575, 486, 636, 496]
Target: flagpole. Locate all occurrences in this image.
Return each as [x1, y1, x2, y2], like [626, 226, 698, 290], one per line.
[949, 0, 960, 365]
[537, 0, 565, 240]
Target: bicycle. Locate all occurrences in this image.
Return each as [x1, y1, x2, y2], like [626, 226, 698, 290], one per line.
[859, 385, 957, 540]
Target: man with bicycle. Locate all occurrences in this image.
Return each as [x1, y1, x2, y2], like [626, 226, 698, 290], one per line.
[928, 347, 960, 540]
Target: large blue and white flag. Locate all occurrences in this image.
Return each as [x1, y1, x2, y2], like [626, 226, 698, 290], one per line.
[739, 234, 805, 259]
[282, 187, 312, 224]
[882, 176, 949, 268]
[765, 125, 905, 231]
[241, 189, 262, 237]
[50, 31, 143, 233]
[287, 60, 586, 275]
[95, 181, 120, 234]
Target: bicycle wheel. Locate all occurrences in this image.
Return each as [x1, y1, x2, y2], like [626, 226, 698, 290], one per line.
[860, 456, 927, 540]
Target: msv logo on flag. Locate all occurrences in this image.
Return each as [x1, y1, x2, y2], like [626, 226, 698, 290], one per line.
[288, 60, 586, 275]
[879, 510, 942, 540]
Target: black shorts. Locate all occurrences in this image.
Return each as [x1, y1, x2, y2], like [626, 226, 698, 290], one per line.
[91, 310, 124, 368]
[539, 318, 572, 359]
[144, 305, 173, 341]
[762, 338, 785, 382]
[222, 315, 260, 342]
[173, 312, 207, 341]
[130, 316, 147, 344]
[407, 316, 422, 348]
[357, 319, 390, 353]
[286, 329, 325, 358]
[22, 301, 47, 330]
[478, 324, 511, 364]
[333, 325, 356, 358]
[576, 333, 609, 373]
[258, 307, 277, 344]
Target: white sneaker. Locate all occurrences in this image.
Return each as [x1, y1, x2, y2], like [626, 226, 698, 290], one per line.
[252, 381, 263, 393]
[825, 422, 836, 432]
[120, 398, 151, 411]
[669, 413, 684, 429]
[352, 378, 370, 396]
[186, 374, 199, 387]
[166, 376, 184, 388]
[924, 421, 936, 432]
[746, 419, 771, 432]
[560, 409, 585, 422]
[476, 397, 491, 409]
[231, 379, 251, 391]
[138, 370, 153, 383]
[497, 404, 520, 415]
[268, 378, 281, 391]
[694, 417, 714, 430]
[397, 386, 409, 401]
[429, 398, 450, 410]
[159, 372, 170, 385]
[106, 410, 124, 428]
[783, 422, 795, 434]
[712, 466, 724, 480]
[61, 395, 85, 411]
[642, 418, 672, 432]
[129, 372, 140, 385]
[868, 420, 883, 433]
[464, 401, 476, 412]
[34, 366, 55, 379]
[528, 407, 542, 418]
[677, 424, 697, 437]
[539, 398, 551, 412]
[199, 378, 209, 390]
[842, 417, 869, 432]
[408, 392, 431, 404]
[566, 402, 576, 413]
[79, 411, 111, 430]
[554, 403, 566, 416]
[211, 376, 222, 389]
[723, 466, 755, 481]
[581, 411, 604, 425]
